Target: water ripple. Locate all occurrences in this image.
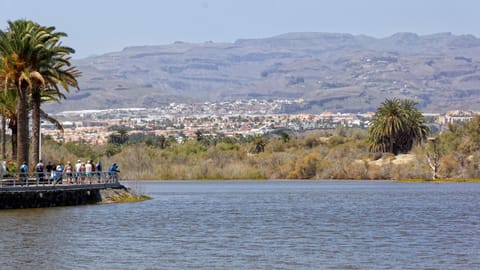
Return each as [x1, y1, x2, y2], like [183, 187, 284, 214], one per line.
[0, 181, 479, 269]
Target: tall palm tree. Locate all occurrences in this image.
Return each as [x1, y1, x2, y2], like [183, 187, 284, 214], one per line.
[0, 62, 6, 159]
[0, 90, 19, 159]
[1, 116, 5, 159]
[0, 20, 45, 169]
[30, 27, 79, 166]
[0, 87, 65, 160]
[368, 98, 429, 154]
[0, 20, 79, 170]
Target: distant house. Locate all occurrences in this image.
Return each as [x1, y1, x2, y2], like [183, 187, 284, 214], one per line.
[438, 110, 479, 125]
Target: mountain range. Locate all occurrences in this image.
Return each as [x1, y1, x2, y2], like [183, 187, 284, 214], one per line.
[44, 32, 480, 114]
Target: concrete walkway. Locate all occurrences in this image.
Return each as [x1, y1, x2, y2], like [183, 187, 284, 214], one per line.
[0, 181, 123, 192]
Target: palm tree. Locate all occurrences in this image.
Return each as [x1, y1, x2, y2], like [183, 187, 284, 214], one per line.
[0, 63, 6, 159]
[396, 99, 429, 153]
[0, 87, 65, 160]
[0, 20, 79, 169]
[29, 25, 79, 166]
[368, 98, 405, 153]
[1, 116, 5, 159]
[0, 90, 19, 159]
[0, 20, 44, 168]
[108, 128, 129, 145]
[251, 135, 267, 154]
[368, 98, 429, 154]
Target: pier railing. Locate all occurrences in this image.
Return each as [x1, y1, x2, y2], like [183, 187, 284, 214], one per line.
[0, 171, 120, 187]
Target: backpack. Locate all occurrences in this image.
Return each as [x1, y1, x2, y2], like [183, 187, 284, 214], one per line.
[36, 163, 44, 172]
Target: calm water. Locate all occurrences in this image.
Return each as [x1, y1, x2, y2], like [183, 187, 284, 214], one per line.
[0, 180, 479, 269]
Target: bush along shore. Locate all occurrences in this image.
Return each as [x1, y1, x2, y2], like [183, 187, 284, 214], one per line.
[28, 115, 479, 181]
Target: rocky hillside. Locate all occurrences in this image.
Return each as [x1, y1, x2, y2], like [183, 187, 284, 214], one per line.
[44, 32, 480, 113]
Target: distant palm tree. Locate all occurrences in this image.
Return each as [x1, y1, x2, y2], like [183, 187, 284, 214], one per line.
[109, 128, 129, 145]
[251, 135, 267, 154]
[368, 98, 429, 154]
[396, 99, 429, 153]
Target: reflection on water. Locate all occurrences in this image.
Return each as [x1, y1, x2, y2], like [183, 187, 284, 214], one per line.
[1, 181, 479, 269]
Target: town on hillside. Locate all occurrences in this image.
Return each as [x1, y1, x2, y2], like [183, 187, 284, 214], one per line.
[40, 99, 479, 144]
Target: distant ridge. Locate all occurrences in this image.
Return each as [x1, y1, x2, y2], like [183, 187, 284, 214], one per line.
[44, 32, 480, 114]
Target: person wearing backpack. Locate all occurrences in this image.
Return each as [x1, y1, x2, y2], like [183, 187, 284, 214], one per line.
[19, 162, 28, 186]
[108, 163, 119, 183]
[35, 160, 45, 184]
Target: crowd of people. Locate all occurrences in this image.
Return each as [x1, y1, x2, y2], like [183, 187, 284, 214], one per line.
[19, 160, 120, 185]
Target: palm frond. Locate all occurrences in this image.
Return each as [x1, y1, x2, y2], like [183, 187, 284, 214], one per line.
[40, 109, 64, 132]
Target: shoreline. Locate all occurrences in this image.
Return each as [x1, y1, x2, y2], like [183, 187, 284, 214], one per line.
[124, 178, 480, 183]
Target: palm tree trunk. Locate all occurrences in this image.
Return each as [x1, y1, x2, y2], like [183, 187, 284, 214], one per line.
[1, 116, 5, 159]
[389, 136, 394, 154]
[31, 90, 41, 165]
[16, 88, 29, 173]
[8, 118, 17, 160]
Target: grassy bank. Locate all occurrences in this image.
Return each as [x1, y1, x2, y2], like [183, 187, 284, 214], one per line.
[33, 122, 480, 181]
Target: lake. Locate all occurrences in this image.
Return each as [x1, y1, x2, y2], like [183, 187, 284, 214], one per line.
[0, 180, 479, 269]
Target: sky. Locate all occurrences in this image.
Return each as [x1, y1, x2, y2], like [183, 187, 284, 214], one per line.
[1, 0, 479, 58]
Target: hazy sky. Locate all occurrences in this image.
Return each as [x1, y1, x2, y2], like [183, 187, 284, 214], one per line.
[1, 0, 478, 58]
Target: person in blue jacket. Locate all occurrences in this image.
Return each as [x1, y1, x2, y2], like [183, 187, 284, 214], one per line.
[19, 162, 28, 185]
[108, 163, 119, 182]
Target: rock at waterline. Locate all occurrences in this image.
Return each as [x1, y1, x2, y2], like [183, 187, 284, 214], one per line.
[99, 187, 150, 203]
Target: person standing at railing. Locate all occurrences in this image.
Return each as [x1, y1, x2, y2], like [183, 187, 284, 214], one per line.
[86, 160, 93, 184]
[46, 161, 53, 182]
[53, 162, 64, 185]
[108, 163, 119, 183]
[96, 161, 102, 181]
[64, 161, 73, 184]
[90, 160, 97, 183]
[35, 160, 45, 184]
[74, 160, 82, 184]
[19, 162, 28, 186]
[79, 162, 86, 184]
